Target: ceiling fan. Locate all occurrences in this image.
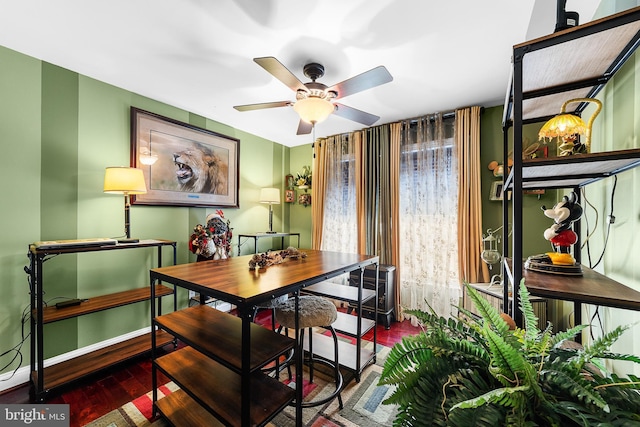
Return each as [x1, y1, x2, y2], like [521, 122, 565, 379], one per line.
[233, 56, 393, 135]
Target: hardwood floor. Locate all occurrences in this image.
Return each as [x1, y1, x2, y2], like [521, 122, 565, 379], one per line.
[0, 308, 420, 427]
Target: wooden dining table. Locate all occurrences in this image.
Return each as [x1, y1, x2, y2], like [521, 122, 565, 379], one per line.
[149, 249, 379, 427]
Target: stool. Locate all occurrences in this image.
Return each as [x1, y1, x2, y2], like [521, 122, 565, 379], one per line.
[253, 294, 288, 330]
[275, 295, 343, 409]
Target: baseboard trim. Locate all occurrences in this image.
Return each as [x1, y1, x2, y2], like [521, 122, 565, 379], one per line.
[0, 327, 151, 393]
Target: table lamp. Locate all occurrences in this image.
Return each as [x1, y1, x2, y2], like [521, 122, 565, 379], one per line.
[538, 97, 602, 155]
[259, 188, 280, 233]
[104, 167, 147, 243]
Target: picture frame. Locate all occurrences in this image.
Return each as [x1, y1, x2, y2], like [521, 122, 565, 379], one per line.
[490, 181, 510, 201]
[130, 107, 240, 207]
[285, 174, 295, 189]
[285, 189, 295, 203]
[298, 193, 312, 207]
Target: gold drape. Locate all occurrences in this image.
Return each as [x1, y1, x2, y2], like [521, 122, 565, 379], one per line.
[389, 122, 402, 320]
[456, 106, 490, 284]
[355, 131, 366, 254]
[311, 138, 327, 249]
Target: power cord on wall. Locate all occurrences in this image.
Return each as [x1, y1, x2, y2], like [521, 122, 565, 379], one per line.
[590, 175, 617, 270]
[0, 303, 30, 382]
[3, 257, 80, 381]
[580, 176, 617, 339]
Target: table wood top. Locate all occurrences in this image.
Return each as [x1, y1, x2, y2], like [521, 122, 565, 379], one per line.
[506, 259, 640, 312]
[151, 249, 378, 307]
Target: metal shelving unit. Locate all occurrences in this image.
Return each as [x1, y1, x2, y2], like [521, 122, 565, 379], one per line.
[502, 6, 640, 326]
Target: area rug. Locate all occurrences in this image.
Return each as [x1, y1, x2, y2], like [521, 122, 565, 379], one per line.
[84, 342, 397, 427]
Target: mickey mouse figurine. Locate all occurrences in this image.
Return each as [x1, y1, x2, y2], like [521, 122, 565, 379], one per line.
[525, 192, 583, 275]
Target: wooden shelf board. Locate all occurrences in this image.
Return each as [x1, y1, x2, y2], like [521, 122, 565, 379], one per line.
[503, 6, 640, 123]
[33, 330, 173, 392]
[156, 389, 225, 427]
[155, 305, 294, 373]
[39, 284, 174, 324]
[303, 332, 375, 374]
[512, 148, 640, 190]
[303, 281, 376, 304]
[29, 239, 175, 255]
[155, 346, 294, 427]
[332, 311, 375, 338]
[506, 259, 640, 311]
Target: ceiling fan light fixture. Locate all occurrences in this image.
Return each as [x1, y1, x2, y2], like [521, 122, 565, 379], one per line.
[293, 97, 335, 124]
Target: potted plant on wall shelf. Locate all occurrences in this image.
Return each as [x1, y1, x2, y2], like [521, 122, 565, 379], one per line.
[379, 281, 640, 426]
[295, 165, 312, 190]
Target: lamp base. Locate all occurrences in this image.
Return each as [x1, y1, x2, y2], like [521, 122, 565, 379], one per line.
[117, 238, 140, 244]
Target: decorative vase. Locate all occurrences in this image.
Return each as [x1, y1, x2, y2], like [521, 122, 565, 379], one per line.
[298, 185, 309, 190]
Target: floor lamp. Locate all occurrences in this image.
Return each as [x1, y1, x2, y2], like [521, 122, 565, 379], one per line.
[104, 167, 147, 243]
[259, 188, 280, 233]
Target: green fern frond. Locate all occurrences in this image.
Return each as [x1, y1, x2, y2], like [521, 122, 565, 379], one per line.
[540, 368, 609, 411]
[483, 325, 533, 387]
[451, 385, 530, 410]
[464, 284, 510, 335]
[595, 351, 640, 365]
[379, 333, 433, 384]
[550, 324, 588, 347]
[516, 281, 541, 344]
[581, 325, 631, 360]
[405, 305, 486, 345]
[529, 323, 554, 357]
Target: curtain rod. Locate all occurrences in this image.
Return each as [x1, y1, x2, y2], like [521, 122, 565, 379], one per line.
[315, 107, 482, 146]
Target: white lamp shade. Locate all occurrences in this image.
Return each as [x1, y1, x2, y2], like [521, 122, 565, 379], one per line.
[103, 167, 147, 194]
[293, 97, 335, 124]
[259, 188, 280, 204]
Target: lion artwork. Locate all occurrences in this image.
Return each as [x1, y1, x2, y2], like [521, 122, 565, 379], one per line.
[173, 146, 227, 194]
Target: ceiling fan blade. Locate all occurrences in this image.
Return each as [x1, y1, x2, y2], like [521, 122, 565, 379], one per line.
[254, 57, 307, 93]
[296, 120, 313, 135]
[333, 103, 380, 126]
[233, 101, 291, 111]
[328, 66, 393, 99]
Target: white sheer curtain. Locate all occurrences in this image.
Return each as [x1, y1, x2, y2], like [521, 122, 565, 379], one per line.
[399, 114, 460, 321]
[318, 134, 358, 255]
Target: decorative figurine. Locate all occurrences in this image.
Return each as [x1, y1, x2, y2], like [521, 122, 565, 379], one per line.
[189, 210, 233, 261]
[525, 192, 583, 275]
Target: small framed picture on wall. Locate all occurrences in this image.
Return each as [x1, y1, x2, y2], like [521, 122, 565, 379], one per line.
[298, 193, 311, 207]
[285, 189, 295, 203]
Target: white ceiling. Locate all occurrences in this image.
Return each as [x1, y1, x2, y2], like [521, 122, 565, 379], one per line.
[0, 0, 599, 147]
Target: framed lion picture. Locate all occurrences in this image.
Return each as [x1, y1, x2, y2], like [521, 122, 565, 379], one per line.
[130, 107, 240, 207]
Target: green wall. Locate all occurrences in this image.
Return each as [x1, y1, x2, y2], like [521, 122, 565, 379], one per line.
[0, 46, 42, 366]
[584, 0, 640, 373]
[289, 145, 314, 250]
[480, 106, 559, 259]
[0, 45, 313, 372]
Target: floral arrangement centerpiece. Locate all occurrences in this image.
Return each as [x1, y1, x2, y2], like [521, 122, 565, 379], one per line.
[248, 247, 307, 269]
[295, 165, 312, 189]
[189, 210, 232, 260]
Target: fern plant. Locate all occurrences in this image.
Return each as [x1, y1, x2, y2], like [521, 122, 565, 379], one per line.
[378, 281, 640, 426]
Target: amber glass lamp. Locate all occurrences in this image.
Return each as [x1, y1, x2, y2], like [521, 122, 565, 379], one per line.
[538, 97, 602, 155]
[538, 98, 602, 155]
